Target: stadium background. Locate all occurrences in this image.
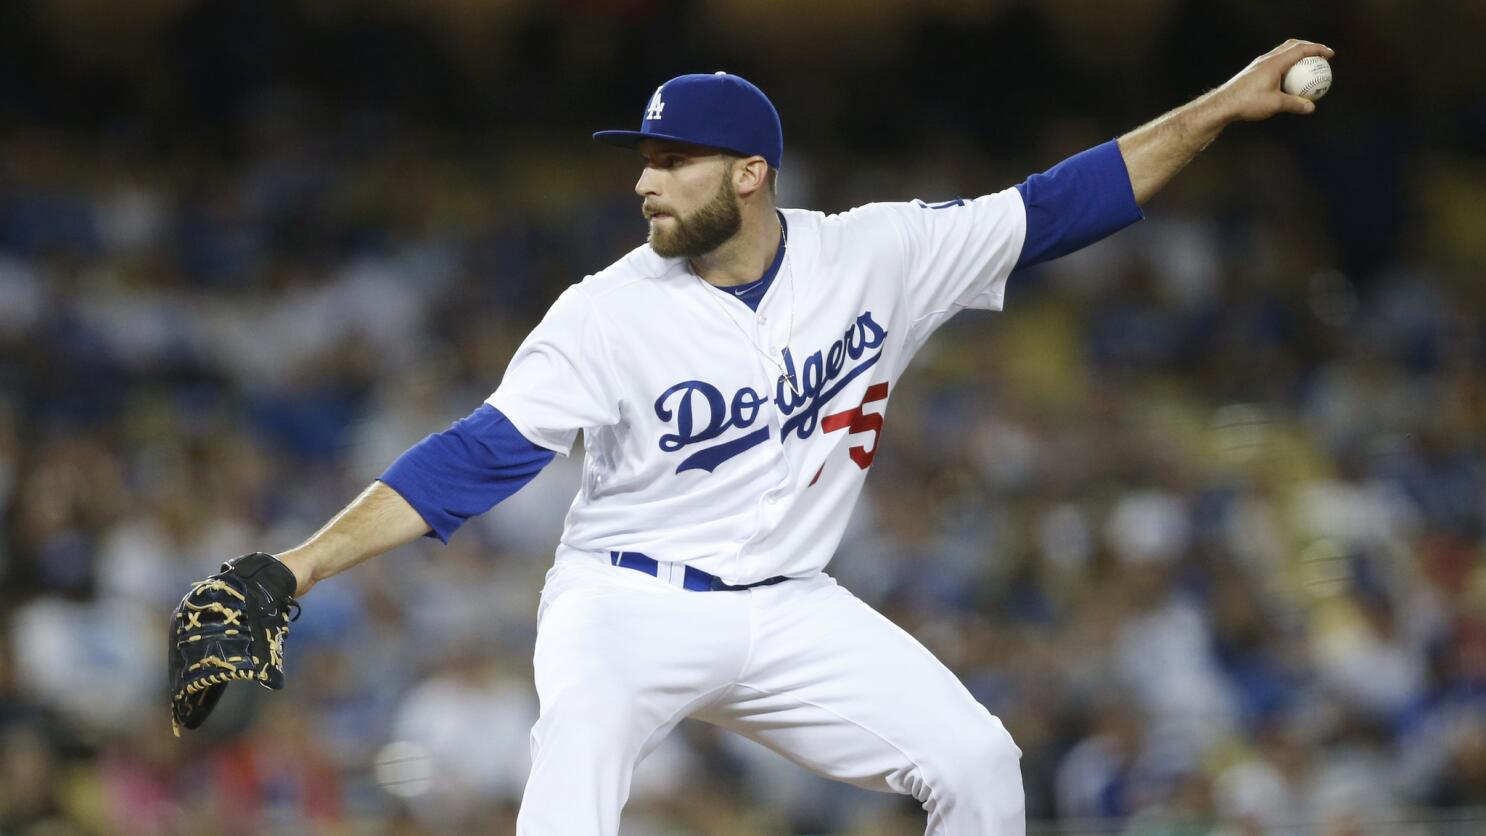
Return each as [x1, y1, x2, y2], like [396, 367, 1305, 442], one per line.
[2, 0, 1485, 833]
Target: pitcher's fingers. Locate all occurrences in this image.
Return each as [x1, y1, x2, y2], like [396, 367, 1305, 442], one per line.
[1280, 41, 1335, 61]
[1278, 93, 1318, 115]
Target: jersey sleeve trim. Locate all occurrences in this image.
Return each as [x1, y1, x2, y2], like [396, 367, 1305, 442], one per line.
[482, 396, 574, 457]
[378, 404, 556, 543]
[1012, 139, 1145, 269]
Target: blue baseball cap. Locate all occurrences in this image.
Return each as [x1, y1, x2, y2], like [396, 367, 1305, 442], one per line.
[593, 72, 783, 169]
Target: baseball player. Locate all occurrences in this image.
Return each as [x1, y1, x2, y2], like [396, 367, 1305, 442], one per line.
[170, 40, 1334, 834]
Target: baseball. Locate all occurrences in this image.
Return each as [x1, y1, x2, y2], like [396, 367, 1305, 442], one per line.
[1283, 56, 1332, 101]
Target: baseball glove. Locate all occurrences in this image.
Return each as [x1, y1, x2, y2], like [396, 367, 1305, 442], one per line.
[169, 552, 300, 736]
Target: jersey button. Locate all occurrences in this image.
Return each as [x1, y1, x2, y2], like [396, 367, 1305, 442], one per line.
[758, 315, 768, 324]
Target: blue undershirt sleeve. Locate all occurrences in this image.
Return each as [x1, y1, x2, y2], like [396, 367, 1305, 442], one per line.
[379, 404, 556, 544]
[1013, 139, 1145, 269]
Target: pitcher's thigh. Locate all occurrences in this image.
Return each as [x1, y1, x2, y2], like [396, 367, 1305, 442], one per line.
[698, 582, 1025, 834]
[519, 569, 751, 835]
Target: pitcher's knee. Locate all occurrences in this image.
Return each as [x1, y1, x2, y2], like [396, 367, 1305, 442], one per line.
[926, 715, 1023, 807]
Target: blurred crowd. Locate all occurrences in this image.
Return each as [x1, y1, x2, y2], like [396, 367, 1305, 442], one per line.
[4, 1, 1486, 834]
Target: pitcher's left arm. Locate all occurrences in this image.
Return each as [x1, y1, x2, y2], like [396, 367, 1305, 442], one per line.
[1118, 39, 1334, 206]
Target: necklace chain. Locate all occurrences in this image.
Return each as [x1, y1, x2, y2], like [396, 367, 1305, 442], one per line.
[693, 221, 798, 396]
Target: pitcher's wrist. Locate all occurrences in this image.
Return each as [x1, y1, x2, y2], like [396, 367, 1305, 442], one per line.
[274, 548, 317, 596]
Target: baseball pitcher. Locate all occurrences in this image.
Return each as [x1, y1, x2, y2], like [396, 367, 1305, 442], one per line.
[169, 40, 1334, 835]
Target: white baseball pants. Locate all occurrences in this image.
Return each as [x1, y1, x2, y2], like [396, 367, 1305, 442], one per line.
[515, 556, 1025, 835]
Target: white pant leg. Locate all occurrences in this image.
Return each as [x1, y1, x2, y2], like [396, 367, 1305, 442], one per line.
[516, 560, 752, 836]
[694, 575, 1026, 836]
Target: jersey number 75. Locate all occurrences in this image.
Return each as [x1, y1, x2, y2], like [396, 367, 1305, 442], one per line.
[810, 382, 889, 486]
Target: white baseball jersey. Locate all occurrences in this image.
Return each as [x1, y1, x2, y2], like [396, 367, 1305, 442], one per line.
[488, 191, 1025, 584]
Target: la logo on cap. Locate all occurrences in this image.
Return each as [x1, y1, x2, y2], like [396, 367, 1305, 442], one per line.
[645, 88, 665, 121]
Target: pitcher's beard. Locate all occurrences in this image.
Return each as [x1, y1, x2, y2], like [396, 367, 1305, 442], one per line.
[648, 175, 742, 258]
